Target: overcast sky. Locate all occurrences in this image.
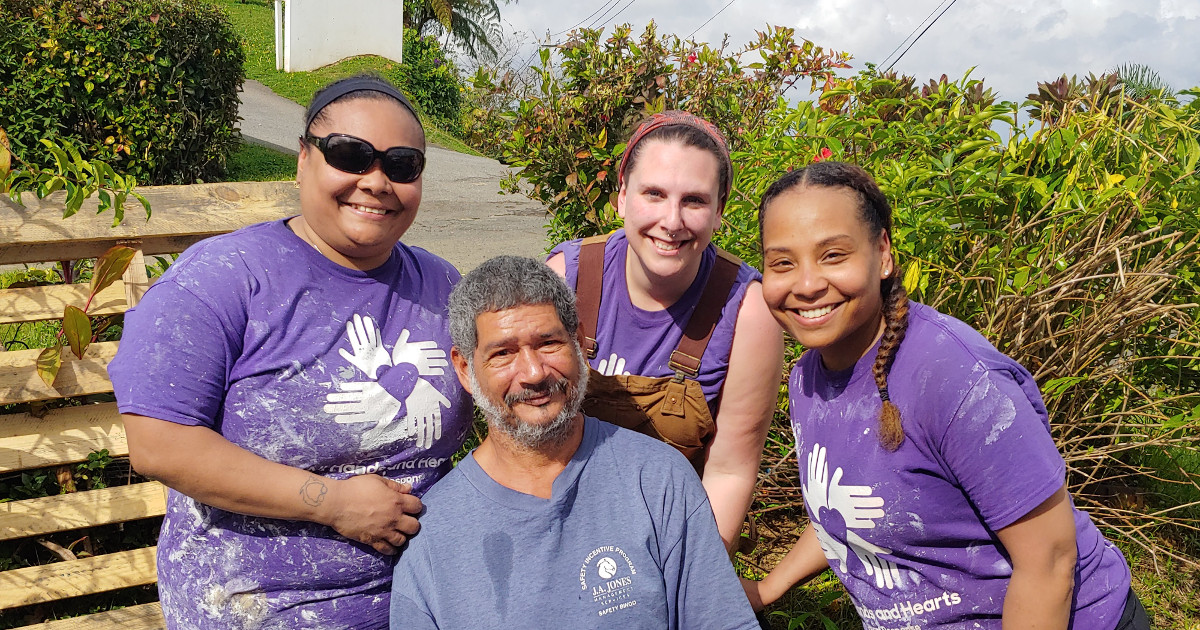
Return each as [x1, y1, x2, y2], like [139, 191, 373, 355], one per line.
[497, 0, 1198, 104]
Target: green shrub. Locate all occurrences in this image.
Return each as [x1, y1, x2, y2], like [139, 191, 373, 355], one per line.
[398, 28, 464, 129]
[470, 22, 851, 245]
[0, 0, 245, 185]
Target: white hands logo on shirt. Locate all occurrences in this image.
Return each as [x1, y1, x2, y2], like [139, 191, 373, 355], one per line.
[597, 352, 631, 376]
[324, 314, 450, 449]
[802, 443, 903, 590]
[846, 531, 902, 589]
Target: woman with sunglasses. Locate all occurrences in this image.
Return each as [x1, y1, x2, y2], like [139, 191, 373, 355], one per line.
[546, 112, 784, 552]
[108, 74, 473, 629]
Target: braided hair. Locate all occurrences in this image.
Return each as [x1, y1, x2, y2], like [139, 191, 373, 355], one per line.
[759, 161, 910, 451]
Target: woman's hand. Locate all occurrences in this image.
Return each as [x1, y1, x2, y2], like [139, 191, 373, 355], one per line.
[123, 413, 424, 554]
[741, 524, 830, 611]
[740, 576, 769, 612]
[323, 475, 422, 555]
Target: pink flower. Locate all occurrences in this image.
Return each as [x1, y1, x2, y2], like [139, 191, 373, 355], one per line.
[687, 52, 697, 64]
[812, 147, 833, 162]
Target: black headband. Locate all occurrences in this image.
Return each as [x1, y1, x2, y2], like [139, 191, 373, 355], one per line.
[304, 77, 421, 132]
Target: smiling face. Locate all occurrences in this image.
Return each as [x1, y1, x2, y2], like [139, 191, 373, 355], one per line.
[295, 97, 424, 270]
[453, 303, 587, 450]
[760, 185, 894, 371]
[617, 139, 723, 299]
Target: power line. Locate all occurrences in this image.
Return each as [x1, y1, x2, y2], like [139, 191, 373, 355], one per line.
[883, 0, 960, 73]
[687, 0, 739, 40]
[586, 0, 639, 31]
[549, 0, 622, 38]
[878, 0, 953, 70]
[603, 0, 642, 28]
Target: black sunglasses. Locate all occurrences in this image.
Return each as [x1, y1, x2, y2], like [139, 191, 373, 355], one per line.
[303, 133, 425, 184]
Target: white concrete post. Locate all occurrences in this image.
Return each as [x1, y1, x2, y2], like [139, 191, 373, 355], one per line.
[280, 0, 405, 73]
[274, 0, 284, 71]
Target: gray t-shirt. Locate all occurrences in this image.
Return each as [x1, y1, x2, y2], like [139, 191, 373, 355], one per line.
[390, 417, 758, 629]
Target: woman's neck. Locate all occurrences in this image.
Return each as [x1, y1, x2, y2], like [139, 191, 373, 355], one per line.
[818, 311, 888, 373]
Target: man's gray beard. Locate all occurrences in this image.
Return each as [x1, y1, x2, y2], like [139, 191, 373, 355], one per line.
[468, 346, 589, 451]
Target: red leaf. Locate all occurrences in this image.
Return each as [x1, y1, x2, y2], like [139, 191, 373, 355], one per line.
[63, 305, 91, 359]
[90, 246, 136, 296]
[37, 346, 62, 388]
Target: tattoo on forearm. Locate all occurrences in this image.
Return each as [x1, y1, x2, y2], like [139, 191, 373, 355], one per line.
[300, 475, 328, 507]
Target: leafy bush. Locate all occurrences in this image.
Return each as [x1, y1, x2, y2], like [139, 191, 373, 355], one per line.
[732, 70, 1200, 565]
[0, 0, 245, 185]
[466, 22, 851, 244]
[398, 28, 464, 129]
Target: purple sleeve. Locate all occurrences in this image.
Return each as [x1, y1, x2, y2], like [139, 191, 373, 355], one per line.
[108, 278, 245, 428]
[938, 369, 1066, 531]
[547, 239, 581, 290]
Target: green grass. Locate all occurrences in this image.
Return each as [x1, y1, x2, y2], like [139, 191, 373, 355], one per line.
[224, 141, 297, 181]
[1, 268, 62, 352]
[207, 0, 479, 155]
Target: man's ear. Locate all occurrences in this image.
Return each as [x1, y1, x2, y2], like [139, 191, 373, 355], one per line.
[451, 346, 472, 392]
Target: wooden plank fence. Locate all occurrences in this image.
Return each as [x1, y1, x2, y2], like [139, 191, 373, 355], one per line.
[1, 182, 294, 628]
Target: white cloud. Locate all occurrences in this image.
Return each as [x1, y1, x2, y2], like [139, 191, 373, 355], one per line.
[499, 0, 1198, 102]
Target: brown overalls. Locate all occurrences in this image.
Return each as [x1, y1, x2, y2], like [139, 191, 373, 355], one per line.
[574, 233, 744, 473]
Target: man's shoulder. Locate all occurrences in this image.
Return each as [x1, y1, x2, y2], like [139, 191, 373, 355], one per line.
[413, 464, 476, 518]
[586, 417, 698, 480]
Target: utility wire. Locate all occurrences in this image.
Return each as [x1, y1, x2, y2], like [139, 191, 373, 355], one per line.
[883, 0, 960, 73]
[586, 0, 639, 31]
[687, 0, 739, 40]
[877, 0, 953, 70]
[549, 0, 622, 37]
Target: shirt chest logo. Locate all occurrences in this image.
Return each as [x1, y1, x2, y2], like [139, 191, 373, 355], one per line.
[322, 313, 451, 450]
[579, 545, 639, 617]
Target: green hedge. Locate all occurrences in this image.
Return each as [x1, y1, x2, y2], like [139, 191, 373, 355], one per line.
[399, 28, 463, 129]
[0, 0, 245, 185]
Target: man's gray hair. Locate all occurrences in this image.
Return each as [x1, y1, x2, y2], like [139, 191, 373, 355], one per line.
[448, 255, 580, 356]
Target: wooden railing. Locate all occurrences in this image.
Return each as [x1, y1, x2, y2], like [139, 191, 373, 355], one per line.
[0, 182, 295, 629]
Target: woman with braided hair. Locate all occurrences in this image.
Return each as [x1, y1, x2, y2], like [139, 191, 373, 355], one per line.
[742, 161, 1146, 629]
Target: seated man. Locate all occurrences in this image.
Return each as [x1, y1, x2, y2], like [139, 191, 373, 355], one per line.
[390, 256, 758, 630]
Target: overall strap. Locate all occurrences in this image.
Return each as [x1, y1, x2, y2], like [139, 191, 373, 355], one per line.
[668, 248, 743, 378]
[576, 233, 611, 359]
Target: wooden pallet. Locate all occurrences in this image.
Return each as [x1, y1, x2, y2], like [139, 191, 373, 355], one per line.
[1, 182, 293, 628]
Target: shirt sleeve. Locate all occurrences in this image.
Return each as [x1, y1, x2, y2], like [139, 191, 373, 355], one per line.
[660, 487, 759, 629]
[938, 368, 1067, 531]
[391, 540, 440, 630]
[108, 276, 246, 428]
[388, 593, 438, 630]
[547, 238, 581, 290]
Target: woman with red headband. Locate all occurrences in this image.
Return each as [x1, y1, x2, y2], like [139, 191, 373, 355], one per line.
[547, 111, 784, 551]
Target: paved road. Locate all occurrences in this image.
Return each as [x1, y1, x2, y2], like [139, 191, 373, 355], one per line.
[238, 81, 549, 271]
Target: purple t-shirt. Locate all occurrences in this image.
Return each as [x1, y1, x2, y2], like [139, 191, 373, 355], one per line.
[108, 219, 472, 629]
[551, 229, 759, 413]
[789, 302, 1129, 629]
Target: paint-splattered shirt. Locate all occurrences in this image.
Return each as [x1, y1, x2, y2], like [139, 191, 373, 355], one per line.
[788, 302, 1130, 629]
[109, 219, 472, 629]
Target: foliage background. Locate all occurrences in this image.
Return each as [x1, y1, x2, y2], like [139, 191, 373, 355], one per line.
[0, 0, 245, 185]
[467, 25, 1200, 627]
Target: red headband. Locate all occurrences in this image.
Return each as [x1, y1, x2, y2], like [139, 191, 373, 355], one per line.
[617, 111, 732, 205]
